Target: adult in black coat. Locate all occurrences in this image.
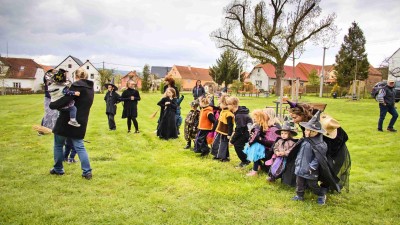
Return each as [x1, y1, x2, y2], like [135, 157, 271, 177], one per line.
[49, 68, 94, 179]
[192, 80, 205, 100]
[104, 83, 120, 131]
[121, 80, 141, 133]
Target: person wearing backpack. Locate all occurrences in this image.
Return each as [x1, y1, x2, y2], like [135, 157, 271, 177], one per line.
[378, 79, 398, 132]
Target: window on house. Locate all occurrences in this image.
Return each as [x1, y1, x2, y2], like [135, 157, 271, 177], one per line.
[258, 68, 260, 72]
[13, 82, 21, 88]
[68, 64, 72, 68]
[90, 74, 94, 79]
[20, 66, 25, 71]
[87, 66, 89, 70]
[255, 80, 262, 88]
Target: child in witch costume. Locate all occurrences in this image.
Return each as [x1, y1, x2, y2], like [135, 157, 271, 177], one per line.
[227, 96, 252, 168]
[157, 87, 178, 140]
[121, 80, 141, 133]
[266, 120, 297, 182]
[211, 94, 234, 162]
[104, 78, 120, 131]
[194, 96, 216, 156]
[183, 99, 200, 149]
[292, 111, 340, 205]
[47, 69, 81, 127]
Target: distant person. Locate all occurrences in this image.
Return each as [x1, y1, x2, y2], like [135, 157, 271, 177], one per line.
[377, 79, 398, 132]
[121, 80, 141, 133]
[104, 79, 120, 131]
[47, 69, 81, 127]
[49, 68, 94, 179]
[192, 80, 205, 100]
[163, 76, 180, 98]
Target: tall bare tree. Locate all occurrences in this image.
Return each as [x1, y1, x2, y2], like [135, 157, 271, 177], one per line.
[211, 0, 336, 96]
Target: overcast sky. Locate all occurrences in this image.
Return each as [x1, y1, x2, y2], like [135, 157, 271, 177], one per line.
[1, 0, 399, 72]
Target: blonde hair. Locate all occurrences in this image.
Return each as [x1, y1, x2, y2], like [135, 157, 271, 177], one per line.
[219, 94, 229, 106]
[75, 68, 88, 79]
[199, 96, 210, 107]
[226, 96, 239, 107]
[251, 109, 268, 131]
[263, 108, 281, 127]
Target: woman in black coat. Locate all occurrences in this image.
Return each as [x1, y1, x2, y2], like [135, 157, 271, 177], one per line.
[49, 68, 94, 179]
[121, 80, 141, 133]
[104, 83, 120, 131]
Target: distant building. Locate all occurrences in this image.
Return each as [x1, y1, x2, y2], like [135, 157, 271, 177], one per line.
[120, 71, 142, 89]
[387, 47, 400, 81]
[168, 65, 214, 91]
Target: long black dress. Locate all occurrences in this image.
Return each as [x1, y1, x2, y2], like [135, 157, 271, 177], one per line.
[121, 88, 141, 118]
[157, 97, 178, 140]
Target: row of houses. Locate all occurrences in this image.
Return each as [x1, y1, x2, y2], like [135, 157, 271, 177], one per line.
[2, 48, 400, 94]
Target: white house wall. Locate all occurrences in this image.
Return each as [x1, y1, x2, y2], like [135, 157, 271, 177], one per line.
[249, 68, 270, 91]
[81, 62, 101, 92]
[55, 56, 81, 82]
[389, 50, 400, 81]
[3, 78, 34, 89]
[33, 68, 45, 92]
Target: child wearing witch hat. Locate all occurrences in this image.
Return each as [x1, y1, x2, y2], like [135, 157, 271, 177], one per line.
[292, 111, 340, 205]
[104, 78, 120, 131]
[47, 69, 81, 127]
[266, 118, 298, 182]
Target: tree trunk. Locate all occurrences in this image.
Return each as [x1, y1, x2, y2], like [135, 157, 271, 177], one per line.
[275, 64, 285, 97]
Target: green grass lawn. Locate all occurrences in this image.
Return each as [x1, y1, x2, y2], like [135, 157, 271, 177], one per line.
[0, 93, 399, 224]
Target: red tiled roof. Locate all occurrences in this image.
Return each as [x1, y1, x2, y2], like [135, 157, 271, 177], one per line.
[39, 64, 53, 73]
[255, 63, 308, 81]
[174, 65, 213, 81]
[368, 65, 382, 76]
[122, 71, 139, 79]
[296, 62, 333, 77]
[0, 57, 41, 79]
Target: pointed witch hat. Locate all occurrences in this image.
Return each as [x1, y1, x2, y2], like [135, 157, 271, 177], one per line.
[299, 110, 326, 134]
[275, 119, 298, 136]
[286, 100, 298, 108]
[105, 77, 118, 91]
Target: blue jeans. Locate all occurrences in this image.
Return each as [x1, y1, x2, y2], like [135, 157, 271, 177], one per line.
[63, 138, 77, 160]
[52, 134, 92, 175]
[378, 104, 398, 130]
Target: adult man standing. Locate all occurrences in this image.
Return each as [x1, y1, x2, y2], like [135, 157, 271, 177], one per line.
[49, 68, 94, 179]
[378, 79, 398, 132]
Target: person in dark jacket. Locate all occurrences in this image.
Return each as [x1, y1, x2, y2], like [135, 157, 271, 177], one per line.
[378, 79, 398, 132]
[192, 80, 205, 100]
[227, 96, 252, 167]
[292, 111, 340, 205]
[121, 80, 141, 133]
[163, 76, 180, 98]
[49, 68, 94, 180]
[104, 79, 120, 131]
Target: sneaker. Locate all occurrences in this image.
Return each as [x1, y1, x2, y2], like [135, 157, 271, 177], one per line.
[267, 176, 276, 182]
[184, 144, 191, 149]
[134, 130, 140, 133]
[236, 161, 250, 168]
[246, 170, 258, 176]
[291, 195, 304, 201]
[128, 130, 131, 133]
[387, 128, 397, 132]
[68, 158, 77, 164]
[377, 128, 383, 132]
[50, 168, 64, 176]
[220, 158, 230, 162]
[68, 120, 81, 127]
[82, 173, 92, 180]
[317, 195, 327, 205]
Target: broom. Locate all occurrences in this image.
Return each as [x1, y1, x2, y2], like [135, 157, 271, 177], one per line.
[149, 110, 159, 119]
[32, 125, 53, 134]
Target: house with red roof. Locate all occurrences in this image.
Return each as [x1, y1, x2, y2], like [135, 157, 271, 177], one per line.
[120, 71, 142, 90]
[296, 62, 336, 84]
[365, 65, 382, 91]
[0, 57, 45, 93]
[248, 63, 308, 92]
[168, 65, 215, 91]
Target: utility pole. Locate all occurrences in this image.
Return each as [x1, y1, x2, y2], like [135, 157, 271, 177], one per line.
[319, 47, 327, 97]
[353, 59, 358, 100]
[102, 61, 105, 71]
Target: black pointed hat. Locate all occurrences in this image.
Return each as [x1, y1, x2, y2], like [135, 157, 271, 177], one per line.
[275, 119, 298, 136]
[287, 100, 298, 108]
[105, 77, 118, 91]
[299, 110, 326, 134]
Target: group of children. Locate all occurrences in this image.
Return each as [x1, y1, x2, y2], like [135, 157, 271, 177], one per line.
[183, 94, 337, 205]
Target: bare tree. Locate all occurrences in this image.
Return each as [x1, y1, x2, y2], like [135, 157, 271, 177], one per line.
[211, 0, 337, 96]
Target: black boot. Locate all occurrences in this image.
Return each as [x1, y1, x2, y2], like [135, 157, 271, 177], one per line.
[184, 140, 191, 149]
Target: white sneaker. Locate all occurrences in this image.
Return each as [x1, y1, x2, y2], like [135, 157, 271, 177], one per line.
[68, 120, 81, 127]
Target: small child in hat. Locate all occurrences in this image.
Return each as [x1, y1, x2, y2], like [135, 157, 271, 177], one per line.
[266, 119, 298, 182]
[292, 111, 330, 205]
[46, 69, 81, 127]
[183, 99, 200, 149]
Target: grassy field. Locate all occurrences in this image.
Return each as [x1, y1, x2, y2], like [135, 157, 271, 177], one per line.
[0, 92, 399, 224]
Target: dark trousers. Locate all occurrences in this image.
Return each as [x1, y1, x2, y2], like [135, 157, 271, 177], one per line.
[107, 113, 116, 130]
[296, 176, 324, 197]
[127, 116, 139, 131]
[211, 133, 230, 159]
[378, 103, 398, 129]
[194, 130, 210, 153]
[234, 143, 248, 163]
[63, 138, 76, 160]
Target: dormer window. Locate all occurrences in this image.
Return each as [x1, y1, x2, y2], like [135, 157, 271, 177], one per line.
[20, 66, 25, 71]
[68, 64, 72, 68]
[87, 66, 89, 69]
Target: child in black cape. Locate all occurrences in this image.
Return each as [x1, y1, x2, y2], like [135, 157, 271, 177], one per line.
[104, 79, 120, 131]
[157, 87, 178, 140]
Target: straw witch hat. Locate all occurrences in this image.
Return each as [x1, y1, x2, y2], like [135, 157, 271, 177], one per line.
[105, 77, 118, 91]
[299, 111, 326, 134]
[320, 113, 340, 139]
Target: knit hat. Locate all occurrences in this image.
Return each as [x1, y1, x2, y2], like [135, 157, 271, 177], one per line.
[320, 113, 340, 139]
[105, 77, 118, 91]
[299, 110, 326, 134]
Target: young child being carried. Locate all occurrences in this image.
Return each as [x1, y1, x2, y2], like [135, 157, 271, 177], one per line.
[266, 120, 298, 182]
[183, 99, 200, 149]
[46, 69, 81, 127]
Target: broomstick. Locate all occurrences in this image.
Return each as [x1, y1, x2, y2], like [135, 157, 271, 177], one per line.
[32, 125, 52, 134]
[149, 110, 159, 119]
